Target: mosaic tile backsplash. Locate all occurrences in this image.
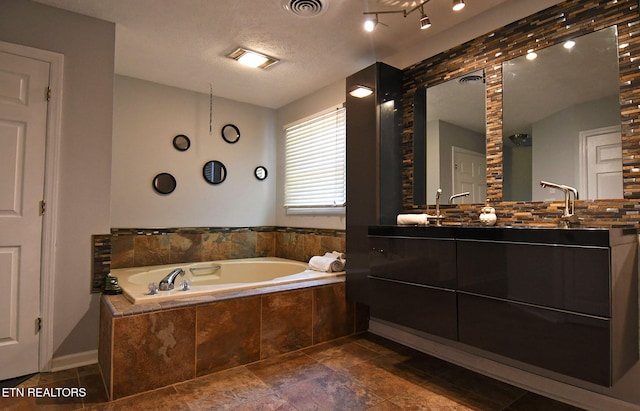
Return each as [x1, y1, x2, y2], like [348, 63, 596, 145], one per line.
[92, 226, 346, 293]
[401, 0, 640, 227]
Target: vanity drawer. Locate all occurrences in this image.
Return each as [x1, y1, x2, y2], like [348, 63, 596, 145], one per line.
[369, 277, 457, 340]
[458, 293, 611, 386]
[369, 236, 456, 288]
[457, 240, 610, 317]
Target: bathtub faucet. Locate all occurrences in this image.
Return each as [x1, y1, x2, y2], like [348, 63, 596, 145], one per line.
[159, 268, 185, 291]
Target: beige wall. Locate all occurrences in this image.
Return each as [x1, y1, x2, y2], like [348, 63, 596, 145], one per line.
[0, 0, 115, 358]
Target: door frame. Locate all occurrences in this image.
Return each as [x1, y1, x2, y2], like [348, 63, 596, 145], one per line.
[578, 125, 621, 199]
[451, 146, 486, 203]
[0, 40, 63, 373]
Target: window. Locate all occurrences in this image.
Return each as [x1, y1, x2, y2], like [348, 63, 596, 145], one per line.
[284, 105, 346, 214]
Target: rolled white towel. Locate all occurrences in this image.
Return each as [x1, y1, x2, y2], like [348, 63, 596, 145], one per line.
[324, 251, 345, 259]
[309, 255, 345, 272]
[397, 214, 428, 225]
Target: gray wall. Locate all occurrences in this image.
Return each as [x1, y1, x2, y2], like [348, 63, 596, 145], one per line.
[112, 76, 277, 228]
[0, 0, 114, 359]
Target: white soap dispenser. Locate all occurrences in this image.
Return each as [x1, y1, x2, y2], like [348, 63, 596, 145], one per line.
[479, 205, 497, 226]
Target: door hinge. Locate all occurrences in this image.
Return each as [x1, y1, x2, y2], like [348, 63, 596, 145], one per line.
[39, 200, 46, 216]
[36, 317, 42, 333]
[46, 87, 51, 102]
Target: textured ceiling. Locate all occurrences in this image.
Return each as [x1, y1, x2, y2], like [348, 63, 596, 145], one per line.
[33, 0, 564, 108]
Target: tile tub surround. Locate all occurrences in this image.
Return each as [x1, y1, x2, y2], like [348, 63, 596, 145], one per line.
[110, 226, 345, 269]
[401, 0, 640, 227]
[90, 226, 345, 294]
[99, 278, 364, 400]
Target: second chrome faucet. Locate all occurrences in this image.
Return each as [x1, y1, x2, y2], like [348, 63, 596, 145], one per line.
[540, 180, 579, 227]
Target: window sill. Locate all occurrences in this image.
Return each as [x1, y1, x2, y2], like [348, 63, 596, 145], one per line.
[285, 207, 346, 216]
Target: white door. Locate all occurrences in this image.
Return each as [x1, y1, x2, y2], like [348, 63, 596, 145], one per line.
[452, 146, 486, 203]
[0, 51, 50, 380]
[580, 126, 622, 199]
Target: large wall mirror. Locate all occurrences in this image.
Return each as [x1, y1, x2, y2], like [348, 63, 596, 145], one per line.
[503, 26, 621, 202]
[414, 69, 487, 205]
[405, 1, 639, 212]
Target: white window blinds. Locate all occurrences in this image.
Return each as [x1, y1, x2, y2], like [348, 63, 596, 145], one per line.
[284, 106, 346, 212]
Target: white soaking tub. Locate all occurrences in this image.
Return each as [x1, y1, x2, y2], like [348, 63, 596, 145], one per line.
[112, 257, 344, 304]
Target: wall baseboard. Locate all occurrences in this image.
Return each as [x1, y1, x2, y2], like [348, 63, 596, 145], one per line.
[369, 319, 639, 411]
[50, 350, 98, 373]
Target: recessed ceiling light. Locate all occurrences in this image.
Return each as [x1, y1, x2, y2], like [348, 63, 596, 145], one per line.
[227, 48, 279, 69]
[563, 40, 576, 49]
[349, 86, 373, 98]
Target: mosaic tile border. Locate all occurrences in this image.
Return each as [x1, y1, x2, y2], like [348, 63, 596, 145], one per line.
[401, 0, 640, 226]
[92, 234, 111, 293]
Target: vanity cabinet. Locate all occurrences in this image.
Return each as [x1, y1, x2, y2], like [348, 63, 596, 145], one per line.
[368, 225, 638, 387]
[369, 234, 457, 339]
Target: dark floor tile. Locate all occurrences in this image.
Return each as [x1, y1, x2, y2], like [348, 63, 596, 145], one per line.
[16, 369, 78, 388]
[366, 400, 404, 411]
[303, 337, 382, 372]
[246, 351, 335, 390]
[506, 392, 586, 411]
[0, 373, 37, 389]
[352, 333, 412, 357]
[175, 367, 274, 410]
[79, 372, 109, 407]
[337, 359, 427, 401]
[84, 386, 188, 411]
[277, 371, 384, 411]
[437, 364, 527, 408]
[386, 382, 477, 410]
[229, 393, 297, 411]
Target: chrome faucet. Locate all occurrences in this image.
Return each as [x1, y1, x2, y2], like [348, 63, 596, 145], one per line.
[449, 191, 470, 204]
[540, 180, 579, 227]
[159, 268, 185, 291]
[432, 188, 444, 226]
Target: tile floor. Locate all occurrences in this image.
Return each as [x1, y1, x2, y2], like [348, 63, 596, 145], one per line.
[0, 333, 584, 410]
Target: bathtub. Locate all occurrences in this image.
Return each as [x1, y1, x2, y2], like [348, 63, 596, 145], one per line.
[112, 257, 345, 304]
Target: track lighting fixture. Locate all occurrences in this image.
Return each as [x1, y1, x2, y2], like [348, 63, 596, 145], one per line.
[363, 0, 466, 32]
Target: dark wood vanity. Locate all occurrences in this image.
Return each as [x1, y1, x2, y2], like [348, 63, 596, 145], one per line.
[367, 225, 638, 387]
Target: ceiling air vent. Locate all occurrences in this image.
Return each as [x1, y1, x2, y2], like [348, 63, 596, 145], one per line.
[281, 0, 328, 17]
[458, 74, 484, 84]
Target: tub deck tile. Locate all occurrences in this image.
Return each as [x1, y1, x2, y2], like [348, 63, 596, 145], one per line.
[196, 297, 261, 376]
[111, 307, 196, 399]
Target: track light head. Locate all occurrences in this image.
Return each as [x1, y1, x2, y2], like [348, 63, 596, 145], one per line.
[364, 16, 378, 32]
[420, 8, 431, 29]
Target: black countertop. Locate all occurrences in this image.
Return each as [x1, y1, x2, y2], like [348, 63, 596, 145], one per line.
[369, 225, 638, 247]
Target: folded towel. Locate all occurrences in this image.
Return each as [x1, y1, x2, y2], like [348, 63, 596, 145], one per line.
[324, 251, 345, 259]
[309, 254, 346, 272]
[397, 214, 428, 225]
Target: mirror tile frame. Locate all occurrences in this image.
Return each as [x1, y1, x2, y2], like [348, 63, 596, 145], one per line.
[402, 0, 640, 218]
